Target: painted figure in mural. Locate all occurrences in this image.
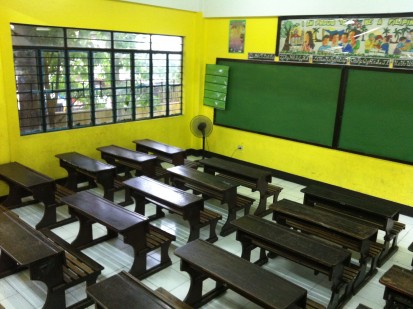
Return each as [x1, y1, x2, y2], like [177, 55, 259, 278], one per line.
[331, 33, 340, 48]
[318, 35, 332, 52]
[340, 32, 353, 53]
[301, 31, 315, 52]
[380, 35, 391, 54]
[348, 30, 360, 53]
[393, 37, 407, 55]
[364, 33, 375, 53]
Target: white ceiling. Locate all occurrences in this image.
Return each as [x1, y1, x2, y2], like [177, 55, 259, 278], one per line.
[119, 0, 413, 17]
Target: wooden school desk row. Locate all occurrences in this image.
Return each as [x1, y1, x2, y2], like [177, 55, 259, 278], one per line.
[0, 138, 410, 308]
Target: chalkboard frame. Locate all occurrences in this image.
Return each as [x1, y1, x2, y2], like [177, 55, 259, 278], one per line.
[213, 58, 413, 165]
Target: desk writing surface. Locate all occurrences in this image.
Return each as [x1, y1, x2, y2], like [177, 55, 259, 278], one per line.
[97, 145, 157, 163]
[302, 185, 402, 219]
[134, 139, 185, 155]
[167, 166, 238, 191]
[175, 239, 307, 309]
[124, 176, 202, 208]
[87, 271, 174, 309]
[55, 152, 115, 172]
[233, 215, 351, 268]
[379, 265, 413, 297]
[0, 162, 54, 187]
[199, 157, 271, 181]
[0, 211, 61, 265]
[272, 199, 378, 240]
[62, 191, 147, 232]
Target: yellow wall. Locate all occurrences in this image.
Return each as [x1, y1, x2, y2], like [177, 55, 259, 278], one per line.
[202, 17, 413, 207]
[0, 0, 203, 188]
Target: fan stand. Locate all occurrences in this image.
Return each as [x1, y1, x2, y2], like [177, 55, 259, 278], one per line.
[198, 122, 207, 159]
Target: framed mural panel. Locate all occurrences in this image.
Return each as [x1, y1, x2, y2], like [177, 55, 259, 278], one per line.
[276, 14, 413, 69]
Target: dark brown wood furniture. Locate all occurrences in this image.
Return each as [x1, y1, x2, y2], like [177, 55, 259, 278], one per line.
[271, 199, 381, 292]
[133, 139, 186, 166]
[174, 239, 308, 309]
[61, 191, 175, 279]
[0, 162, 70, 229]
[167, 165, 254, 236]
[86, 270, 192, 309]
[379, 265, 413, 309]
[301, 184, 405, 266]
[0, 209, 102, 309]
[123, 176, 221, 243]
[409, 242, 413, 268]
[200, 157, 282, 216]
[97, 145, 157, 178]
[232, 215, 353, 309]
[55, 152, 117, 201]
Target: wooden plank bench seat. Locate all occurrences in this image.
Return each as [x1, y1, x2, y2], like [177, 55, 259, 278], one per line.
[174, 239, 308, 308]
[124, 176, 221, 243]
[41, 229, 103, 308]
[271, 199, 380, 294]
[168, 165, 249, 236]
[61, 191, 175, 279]
[87, 270, 192, 309]
[232, 215, 353, 309]
[199, 157, 282, 216]
[379, 265, 413, 309]
[302, 184, 406, 266]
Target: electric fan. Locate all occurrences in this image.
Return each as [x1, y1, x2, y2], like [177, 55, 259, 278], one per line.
[190, 115, 213, 158]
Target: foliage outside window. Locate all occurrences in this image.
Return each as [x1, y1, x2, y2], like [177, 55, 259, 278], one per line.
[11, 24, 183, 135]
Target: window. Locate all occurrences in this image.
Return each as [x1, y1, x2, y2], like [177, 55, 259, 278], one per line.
[11, 24, 183, 135]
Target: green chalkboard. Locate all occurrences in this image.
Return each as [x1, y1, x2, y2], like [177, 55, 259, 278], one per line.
[338, 68, 413, 163]
[215, 59, 342, 146]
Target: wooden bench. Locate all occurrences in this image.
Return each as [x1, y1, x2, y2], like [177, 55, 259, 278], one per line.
[232, 215, 353, 309]
[271, 199, 381, 293]
[168, 165, 254, 236]
[174, 239, 308, 308]
[61, 191, 175, 279]
[301, 184, 406, 266]
[123, 176, 221, 243]
[0, 209, 102, 309]
[379, 265, 413, 309]
[199, 157, 283, 216]
[55, 152, 117, 202]
[87, 270, 191, 309]
[0, 162, 66, 229]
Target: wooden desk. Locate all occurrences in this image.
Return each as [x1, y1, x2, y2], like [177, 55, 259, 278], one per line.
[56, 152, 117, 201]
[379, 265, 413, 308]
[87, 271, 191, 309]
[272, 199, 379, 292]
[0, 210, 65, 308]
[232, 215, 352, 309]
[168, 165, 245, 236]
[200, 157, 282, 216]
[124, 176, 212, 243]
[0, 162, 59, 229]
[61, 191, 174, 278]
[133, 139, 186, 166]
[301, 184, 405, 265]
[175, 239, 307, 308]
[97, 145, 157, 178]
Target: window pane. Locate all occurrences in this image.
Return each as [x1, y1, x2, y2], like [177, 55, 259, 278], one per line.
[153, 54, 167, 117]
[41, 50, 68, 131]
[114, 32, 150, 50]
[169, 54, 182, 116]
[151, 35, 183, 52]
[93, 52, 113, 124]
[14, 49, 43, 134]
[69, 51, 92, 127]
[114, 53, 132, 122]
[135, 53, 150, 119]
[12, 24, 64, 47]
[67, 29, 111, 49]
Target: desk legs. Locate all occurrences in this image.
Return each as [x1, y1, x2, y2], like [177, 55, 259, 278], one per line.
[220, 196, 237, 237]
[121, 226, 147, 278]
[0, 252, 19, 278]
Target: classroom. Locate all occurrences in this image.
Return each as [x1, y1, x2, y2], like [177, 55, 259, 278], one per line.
[0, 0, 412, 308]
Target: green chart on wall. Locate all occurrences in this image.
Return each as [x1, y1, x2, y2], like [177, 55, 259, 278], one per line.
[338, 68, 413, 163]
[215, 59, 342, 147]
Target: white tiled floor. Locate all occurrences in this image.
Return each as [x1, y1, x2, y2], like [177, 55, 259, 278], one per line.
[1, 159, 413, 309]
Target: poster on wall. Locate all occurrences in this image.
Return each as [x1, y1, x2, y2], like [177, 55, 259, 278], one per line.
[229, 20, 246, 53]
[276, 14, 413, 69]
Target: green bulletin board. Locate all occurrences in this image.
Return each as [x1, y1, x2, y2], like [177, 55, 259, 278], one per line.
[204, 64, 229, 110]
